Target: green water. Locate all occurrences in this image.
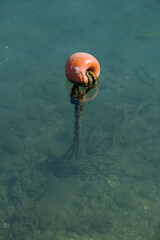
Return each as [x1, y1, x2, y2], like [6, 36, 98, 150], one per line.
[0, 0, 160, 239]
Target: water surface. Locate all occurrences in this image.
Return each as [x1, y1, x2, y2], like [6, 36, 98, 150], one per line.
[0, 0, 160, 239]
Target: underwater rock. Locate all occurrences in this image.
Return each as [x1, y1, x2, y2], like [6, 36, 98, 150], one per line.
[1, 134, 25, 155]
[114, 186, 138, 209]
[55, 230, 66, 240]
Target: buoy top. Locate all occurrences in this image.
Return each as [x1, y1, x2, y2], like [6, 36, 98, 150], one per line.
[65, 52, 100, 86]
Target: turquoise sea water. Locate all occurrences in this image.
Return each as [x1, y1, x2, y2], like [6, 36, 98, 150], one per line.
[1, 0, 160, 239]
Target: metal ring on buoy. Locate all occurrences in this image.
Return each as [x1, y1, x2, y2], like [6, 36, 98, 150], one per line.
[65, 52, 100, 87]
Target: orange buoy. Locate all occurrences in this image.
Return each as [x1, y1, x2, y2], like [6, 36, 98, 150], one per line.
[65, 52, 100, 86]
